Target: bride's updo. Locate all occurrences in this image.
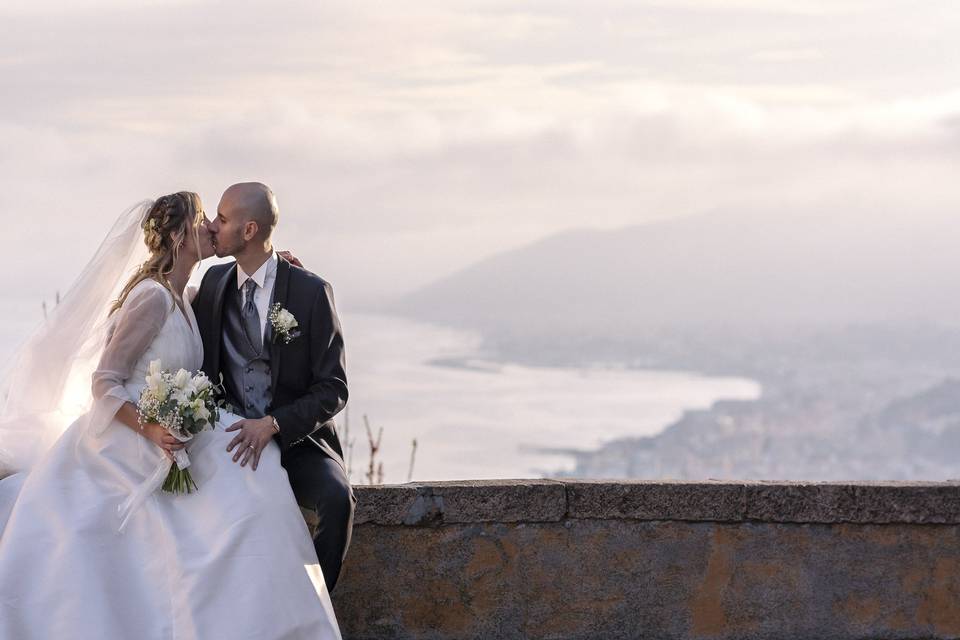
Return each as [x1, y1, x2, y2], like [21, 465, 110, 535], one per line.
[110, 191, 204, 315]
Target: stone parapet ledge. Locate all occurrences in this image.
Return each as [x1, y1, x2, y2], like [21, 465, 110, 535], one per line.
[352, 478, 960, 525]
[332, 479, 960, 640]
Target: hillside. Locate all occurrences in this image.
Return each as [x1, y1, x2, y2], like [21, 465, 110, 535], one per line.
[384, 207, 960, 342]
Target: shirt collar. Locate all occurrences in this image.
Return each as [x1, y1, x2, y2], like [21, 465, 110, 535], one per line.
[236, 250, 278, 290]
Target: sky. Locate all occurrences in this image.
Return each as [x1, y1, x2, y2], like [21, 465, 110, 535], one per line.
[1, 0, 959, 316]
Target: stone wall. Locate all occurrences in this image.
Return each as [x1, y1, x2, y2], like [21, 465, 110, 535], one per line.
[330, 479, 960, 640]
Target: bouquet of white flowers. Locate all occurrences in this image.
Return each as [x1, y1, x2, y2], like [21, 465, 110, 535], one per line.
[137, 360, 222, 494]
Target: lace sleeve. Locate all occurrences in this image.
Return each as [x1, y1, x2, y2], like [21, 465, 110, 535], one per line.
[87, 280, 171, 434]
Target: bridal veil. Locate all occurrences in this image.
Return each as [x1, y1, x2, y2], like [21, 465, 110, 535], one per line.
[0, 200, 153, 474]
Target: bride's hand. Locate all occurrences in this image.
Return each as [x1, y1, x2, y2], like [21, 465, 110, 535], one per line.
[141, 423, 185, 460]
[277, 250, 304, 269]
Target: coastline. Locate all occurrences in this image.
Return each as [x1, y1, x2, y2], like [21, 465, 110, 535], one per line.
[341, 312, 761, 483]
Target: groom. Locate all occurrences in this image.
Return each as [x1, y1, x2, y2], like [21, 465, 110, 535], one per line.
[192, 182, 355, 593]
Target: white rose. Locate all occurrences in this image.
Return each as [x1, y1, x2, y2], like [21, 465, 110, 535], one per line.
[278, 309, 297, 330]
[172, 368, 191, 390]
[185, 378, 201, 399]
[193, 373, 211, 393]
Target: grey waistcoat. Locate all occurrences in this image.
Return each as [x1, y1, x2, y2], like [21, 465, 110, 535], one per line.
[221, 283, 273, 418]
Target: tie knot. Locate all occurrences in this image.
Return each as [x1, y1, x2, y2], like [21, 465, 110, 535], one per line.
[243, 278, 257, 303]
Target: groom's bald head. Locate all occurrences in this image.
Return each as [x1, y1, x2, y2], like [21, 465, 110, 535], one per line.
[219, 182, 278, 241]
[210, 181, 280, 259]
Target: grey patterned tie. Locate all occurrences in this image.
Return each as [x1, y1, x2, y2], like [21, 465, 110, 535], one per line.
[242, 278, 262, 353]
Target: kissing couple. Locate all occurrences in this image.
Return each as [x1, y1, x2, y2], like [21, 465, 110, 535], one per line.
[0, 182, 353, 639]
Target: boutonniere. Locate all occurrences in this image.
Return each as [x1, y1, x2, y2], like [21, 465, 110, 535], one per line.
[268, 303, 301, 344]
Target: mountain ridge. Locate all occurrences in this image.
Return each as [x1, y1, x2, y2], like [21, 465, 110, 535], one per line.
[382, 205, 960, 340]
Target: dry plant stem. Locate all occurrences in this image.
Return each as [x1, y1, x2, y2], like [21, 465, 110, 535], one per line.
[407, 438, 417, 482]
[364, 414, 383, 485]
[347, 439, 355, 481]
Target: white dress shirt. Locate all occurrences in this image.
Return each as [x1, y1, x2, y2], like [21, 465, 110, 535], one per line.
[236, 250, 279, 341]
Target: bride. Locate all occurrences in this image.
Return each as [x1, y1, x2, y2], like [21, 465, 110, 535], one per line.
[0, 193, 342, 639]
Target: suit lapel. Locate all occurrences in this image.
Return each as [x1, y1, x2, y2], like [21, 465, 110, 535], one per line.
[211, 262, 237, 379]
[270, 256, 292, 390]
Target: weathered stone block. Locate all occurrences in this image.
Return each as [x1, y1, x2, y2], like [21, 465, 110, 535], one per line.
[565, 479, 748, 521]
[355, 479, 567, 526]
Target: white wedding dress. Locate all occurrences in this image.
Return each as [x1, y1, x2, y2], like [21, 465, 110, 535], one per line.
[0, 278, 342, 639]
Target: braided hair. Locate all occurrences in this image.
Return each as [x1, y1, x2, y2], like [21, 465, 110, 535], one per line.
[110, 191, 204, 315]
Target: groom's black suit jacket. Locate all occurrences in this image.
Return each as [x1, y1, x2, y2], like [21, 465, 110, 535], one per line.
[192, 255, 349, 471]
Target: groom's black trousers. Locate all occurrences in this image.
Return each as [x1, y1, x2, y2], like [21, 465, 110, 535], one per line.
[283, 444, 357, 593]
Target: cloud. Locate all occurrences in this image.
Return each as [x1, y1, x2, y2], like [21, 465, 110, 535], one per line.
[1, 0, 959, 309]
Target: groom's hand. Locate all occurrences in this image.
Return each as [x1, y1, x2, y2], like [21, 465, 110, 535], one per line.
[225, 416, 277, 471]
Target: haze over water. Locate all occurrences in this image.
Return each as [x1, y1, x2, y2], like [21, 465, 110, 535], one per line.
[342, 313, 760, 484]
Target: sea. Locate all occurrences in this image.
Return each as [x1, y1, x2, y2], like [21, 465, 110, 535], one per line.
[340, 312, 760, 484]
